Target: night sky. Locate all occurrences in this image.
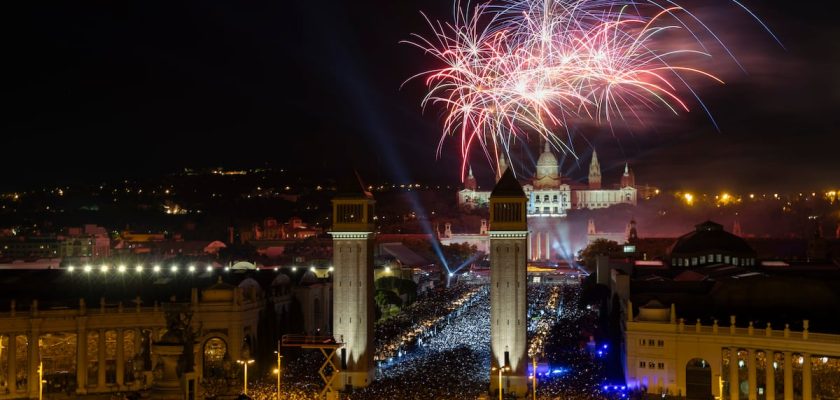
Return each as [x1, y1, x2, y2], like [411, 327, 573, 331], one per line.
[3, 0, 838, 191]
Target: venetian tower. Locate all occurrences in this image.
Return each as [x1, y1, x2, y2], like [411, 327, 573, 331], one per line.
[489, 168, 529, 397]
[589, 150, 602, 189]
[331, 172, 375, 389]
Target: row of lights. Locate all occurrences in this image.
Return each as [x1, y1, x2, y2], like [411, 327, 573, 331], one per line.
[67, 264, 214, 274]
[66, 264, 336, 274]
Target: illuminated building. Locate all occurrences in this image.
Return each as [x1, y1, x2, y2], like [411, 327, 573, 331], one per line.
[457, 145, 637, 261]
[604, 221, 840, 399]
[457, 145, 638, 214]
[0, 274, 263, 399]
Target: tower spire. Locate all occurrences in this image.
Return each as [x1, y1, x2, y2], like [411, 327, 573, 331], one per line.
[589, 150, 601, 189]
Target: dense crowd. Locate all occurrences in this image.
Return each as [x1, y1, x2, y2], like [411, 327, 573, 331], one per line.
[374, 283, 481, 362]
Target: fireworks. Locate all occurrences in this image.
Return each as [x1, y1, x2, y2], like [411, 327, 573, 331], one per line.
[405, 0, 779, 178]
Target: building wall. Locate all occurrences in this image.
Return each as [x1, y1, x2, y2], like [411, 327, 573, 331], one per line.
[625, 318, 840, 398]
[0, 288, 262, 399]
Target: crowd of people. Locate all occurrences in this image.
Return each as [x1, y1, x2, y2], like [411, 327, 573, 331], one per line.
[249, 278, 628, 399]
[374, 283, 482, 362]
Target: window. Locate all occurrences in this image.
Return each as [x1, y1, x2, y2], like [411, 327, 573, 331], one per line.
[648, 362, 655, 369]
[658, 362, 665, 370]
[553, 207, 558, 214]
[647, 339, 655, 346]
[553, 195, 558, 202]
[657, 340, 664, 347]
[716, 254, 722, 262]
[732, 257, 739, 266]
[699, 255, 706, 264]
[724, 255, 730, 264]
[691, 257, 697, 266]
[639, 361, 646, 368]
[639, 339, 645, 346]
[544, 195, 549, 202]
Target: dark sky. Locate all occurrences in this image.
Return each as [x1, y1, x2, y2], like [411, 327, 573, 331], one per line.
[2, 0, 838, 192]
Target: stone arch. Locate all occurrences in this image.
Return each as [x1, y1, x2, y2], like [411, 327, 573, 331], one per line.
[686, 358, 712, 400]
[201, 336, 230, 379]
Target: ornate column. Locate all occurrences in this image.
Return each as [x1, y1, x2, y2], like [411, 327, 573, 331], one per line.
[97, 329, 106, 389]
[27, 326, 40, 399]
[76, 318, 88, 393]
[747, 349, 757, 400]
[116, 329, 125, 387]
[544, 231, 550, 260]
[783, 351, 793, 400]
[802, 353, 812, 400]
[527, 232, 532, 260]
[534, 232, 541, 260]
[764, 350, 774, 400]
[6, 333, 16, 393]
[729, 347, 739, 400]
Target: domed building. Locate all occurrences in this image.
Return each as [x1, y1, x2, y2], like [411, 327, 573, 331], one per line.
[669, 220, 757, 267]
[456, 143, 638, 261]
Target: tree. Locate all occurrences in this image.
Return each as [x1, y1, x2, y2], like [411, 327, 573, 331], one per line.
[578, 238, 621, 270]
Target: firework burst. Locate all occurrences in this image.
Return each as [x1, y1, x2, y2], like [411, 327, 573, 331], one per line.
[404, 0, 779, 179]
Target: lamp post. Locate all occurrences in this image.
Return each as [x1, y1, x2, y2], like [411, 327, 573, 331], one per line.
[237, 359, 255, 395]
[532, 356, 537, 400]
[273, 350, 283, 400]
[38, 362, 44, 400]
[492, 365, 510, 400]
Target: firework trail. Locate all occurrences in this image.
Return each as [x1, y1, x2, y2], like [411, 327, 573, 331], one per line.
[404, 0, 780, 179]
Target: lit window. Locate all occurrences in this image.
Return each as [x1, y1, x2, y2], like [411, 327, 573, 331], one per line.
[699, 256, 706, 264]
[716, 254, 722, 262]
[724, 256, 730, 264]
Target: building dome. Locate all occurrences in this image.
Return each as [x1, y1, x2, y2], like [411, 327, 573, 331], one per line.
[300, 270, 319, 285]
[533, 142, 560, 189]
[536, 148, 558, 168]
[669, 221, 756, 268]
[271, 273, 291, 287]
[202, 277, 236, 302]
[637, 299, 670, 322]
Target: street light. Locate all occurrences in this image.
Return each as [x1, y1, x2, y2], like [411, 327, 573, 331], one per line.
[491, 365, 510, 400]
[237, 359, 255, 395]
[532, 355, 538, 400]
[38, 361, 45, 400]
[273, 350, 283, 400]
